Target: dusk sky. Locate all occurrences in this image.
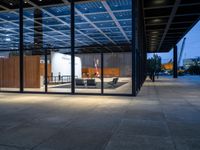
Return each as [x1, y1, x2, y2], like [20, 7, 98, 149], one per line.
[148, 20, 200, 65]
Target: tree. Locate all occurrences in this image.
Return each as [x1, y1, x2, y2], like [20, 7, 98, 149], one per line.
[147, 54, 162, 81]
[187, 57, 200, 75]
[187, 65, 200, 75]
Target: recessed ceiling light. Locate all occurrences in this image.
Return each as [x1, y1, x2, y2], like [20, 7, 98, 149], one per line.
[154, 0, 165, 4]
[9, 3, 13, 6]
[153, 19, 161, 23]
[152, 31, 159, 34]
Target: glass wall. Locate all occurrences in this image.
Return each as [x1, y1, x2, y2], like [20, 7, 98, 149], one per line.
[75, 0, 132, 95]
[0, 1, 19, 92]
[103, 52, 132, 94]
[23, 1, 71, 93]
[23, 6, 45, 92]
[0, 0, 133, 95]
[75, 52, 102, 94]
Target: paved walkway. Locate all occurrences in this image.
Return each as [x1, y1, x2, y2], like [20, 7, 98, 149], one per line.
[0, 76, 200, 150]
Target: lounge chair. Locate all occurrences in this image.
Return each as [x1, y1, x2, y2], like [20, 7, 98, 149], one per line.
[75, 79, 85, 87]
[86, 79, 97, 87]
[108, 77, 118, 88]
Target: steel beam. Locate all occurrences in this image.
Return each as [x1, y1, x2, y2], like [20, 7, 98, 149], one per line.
[173, 45, 178, 78]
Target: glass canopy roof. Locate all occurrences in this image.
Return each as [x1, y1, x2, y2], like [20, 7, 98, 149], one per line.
[0, 0, 132, 53]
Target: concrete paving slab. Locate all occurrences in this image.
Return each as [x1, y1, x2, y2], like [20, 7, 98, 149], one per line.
[0, 77, 200, 150]
[105, 135, 175, 150]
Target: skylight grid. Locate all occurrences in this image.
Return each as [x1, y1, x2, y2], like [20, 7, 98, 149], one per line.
[0, 0, 132, 52]
[107, 0, 132, 11]
[75, 1, 106, 14]
[44, 5, 70, 16]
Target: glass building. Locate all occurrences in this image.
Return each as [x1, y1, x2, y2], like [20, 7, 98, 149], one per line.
[0, 0, 199, 96]
[0, 0, 145, 96]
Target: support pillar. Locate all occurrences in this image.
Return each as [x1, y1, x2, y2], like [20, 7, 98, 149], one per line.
[71, 1, 75, 94]
[132, 0, 138, 96]
[19, 0, 24, 92]
[173, 45, 178, 78]
[33, 9, 43, 55]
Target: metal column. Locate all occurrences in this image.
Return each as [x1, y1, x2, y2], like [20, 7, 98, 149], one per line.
[173, 45, 178, 78]
[71, 1, 75, 94]
[132, 0, 137, 96]
[19, 0, 24, 92]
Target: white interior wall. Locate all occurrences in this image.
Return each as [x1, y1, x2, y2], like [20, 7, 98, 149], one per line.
[51, 52, 82, 78]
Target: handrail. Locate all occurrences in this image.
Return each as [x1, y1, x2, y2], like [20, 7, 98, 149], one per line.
[47, 75, 78, 84]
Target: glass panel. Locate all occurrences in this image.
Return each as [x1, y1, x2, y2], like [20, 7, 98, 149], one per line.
[23, 1, 71, 93]
[0, 1, 19, 92]
[103, 52, 132, 94]
[0, 51, 19, 91]
[23, 50, 45, 92]
[103, 0, 132, 94]
[75, 52, 101, 93]
[75, 0, 132, 94]
[47, 49, 72, 93]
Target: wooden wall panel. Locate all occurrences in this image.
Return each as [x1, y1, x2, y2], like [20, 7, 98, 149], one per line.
[77, 52, 132, 76]
[0, 56, 42, 89]
[24, 56, 40, 88]
[82, 68, 120, 78]
[40, 64, 51, 77]
[0, 59, 3, 88]
[0, 57, 19, 88]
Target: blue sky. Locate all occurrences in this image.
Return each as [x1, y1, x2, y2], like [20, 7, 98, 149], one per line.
[148, 20, 200, 65]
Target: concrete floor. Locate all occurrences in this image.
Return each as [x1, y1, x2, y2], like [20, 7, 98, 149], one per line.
[0, 76, 200, 150]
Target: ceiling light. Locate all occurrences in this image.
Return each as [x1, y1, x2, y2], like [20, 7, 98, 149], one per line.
[151, 31, 159, 34]
[9, 3, 13, 6]
[154, 0, 165, 4]
[153, 19, 161, 23]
